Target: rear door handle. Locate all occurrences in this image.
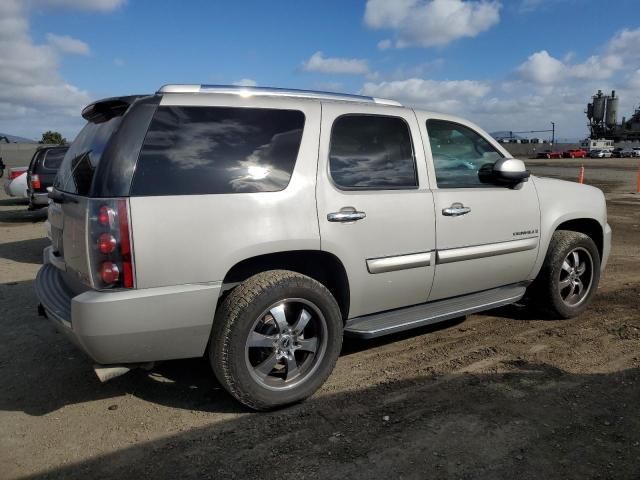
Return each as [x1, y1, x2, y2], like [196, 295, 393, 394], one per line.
[327, 207, 366, 223]
[442, 202, 471, 217]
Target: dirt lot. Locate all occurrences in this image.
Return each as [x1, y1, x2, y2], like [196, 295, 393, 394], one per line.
[1, 159, 639, 479]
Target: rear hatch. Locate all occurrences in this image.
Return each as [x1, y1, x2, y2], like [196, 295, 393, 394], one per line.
[48, 95, 159, 291]
[28, 147, 68, 193]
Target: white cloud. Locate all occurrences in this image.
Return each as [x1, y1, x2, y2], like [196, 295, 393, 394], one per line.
[518, 49, 624, 86]
[28, 0, 126, 12]
[359, 27, 640, 139]
[515, 28, 640, 88]
[361, 78, 490, 112]
[364, 0, 501, 48]
[0, 0, 120, 138]
[113, 57, 125, 67]
[377, 39, 392, 50]
[302, 51, 369, 75]
[232, 78, 258, 87]
[46, 33, 90, 55]
[624, 69, 640, 90]
[517, 50, 566, 85]
[606, 28, 640, 61]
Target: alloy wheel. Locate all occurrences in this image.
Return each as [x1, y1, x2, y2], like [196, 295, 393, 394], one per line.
[245, 298, 328, 391]
[558, 247, 594, 307]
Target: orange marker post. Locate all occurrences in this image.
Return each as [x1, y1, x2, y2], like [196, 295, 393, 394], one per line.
[636, 164, 640, 193]
[577, 165, 585, 184]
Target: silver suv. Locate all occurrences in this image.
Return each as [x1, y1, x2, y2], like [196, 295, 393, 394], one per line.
[35, 85, 611, 410]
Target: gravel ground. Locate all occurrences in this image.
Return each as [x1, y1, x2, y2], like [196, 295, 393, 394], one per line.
[0, 160, 639, 479]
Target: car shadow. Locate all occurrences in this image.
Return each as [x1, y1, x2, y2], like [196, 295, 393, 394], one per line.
[0, 237, 49, 264]
[30, 363, 640, 480]
[0, 205, 47, 223]
[0, 197, 29, 206]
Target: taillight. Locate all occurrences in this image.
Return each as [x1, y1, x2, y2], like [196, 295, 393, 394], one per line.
[97, 233, 117, 254]
[31, 174, 41, 190]
[9, 169, 24, 180]
[117, 200, 134, 288]
[100, 261, 120, 284]
[88, 198, 135, 289]
[97, 205, 113, 226]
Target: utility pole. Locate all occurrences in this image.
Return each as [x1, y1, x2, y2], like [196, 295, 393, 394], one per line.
[551, 122, 555, 145]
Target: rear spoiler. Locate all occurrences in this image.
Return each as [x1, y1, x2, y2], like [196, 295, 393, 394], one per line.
[81, 95, 148, 123]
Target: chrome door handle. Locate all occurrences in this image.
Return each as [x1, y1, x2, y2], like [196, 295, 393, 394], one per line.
[327, 208, 366, 223]
[442, 202, 471, 217]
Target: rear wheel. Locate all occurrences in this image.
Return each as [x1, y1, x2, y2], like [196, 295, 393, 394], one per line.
[209, 270, 343, 410]
[528, 230, 600, 319]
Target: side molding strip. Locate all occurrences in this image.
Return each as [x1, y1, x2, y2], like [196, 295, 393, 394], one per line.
[367, 252, 432, 274]
[437, 237, 538, 265]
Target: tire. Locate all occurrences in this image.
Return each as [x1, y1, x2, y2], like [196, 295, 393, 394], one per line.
[209, 270, 343, 410]
[528, 230, 601, 319]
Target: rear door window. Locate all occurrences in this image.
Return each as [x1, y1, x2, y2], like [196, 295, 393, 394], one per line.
[54, 117, 122, 195]
[41, 148, 67, 171]
[131, 106, 306, 196]
[329, 114, 417, 190]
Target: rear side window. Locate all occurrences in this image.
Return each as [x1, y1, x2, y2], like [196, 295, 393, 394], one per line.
[41, 148, 67, 170]
[54, 117, 122, 195]
[131, 106, 306, 196]
[329, 114, 417, 190]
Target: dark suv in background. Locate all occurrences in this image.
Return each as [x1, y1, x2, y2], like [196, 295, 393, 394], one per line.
[26, 146, 68, 209]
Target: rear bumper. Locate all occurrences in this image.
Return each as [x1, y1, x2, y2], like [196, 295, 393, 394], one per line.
[30, 192, 49, 207]
[35, 260, 221, 365]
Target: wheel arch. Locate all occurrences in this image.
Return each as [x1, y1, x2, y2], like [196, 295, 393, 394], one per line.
[554, 218, 603, 259]
[219, 250, 350, 321]
[530, 214, 605, 281]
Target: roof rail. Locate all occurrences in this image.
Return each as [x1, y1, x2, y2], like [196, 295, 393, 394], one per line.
[157, 84, 402, 107]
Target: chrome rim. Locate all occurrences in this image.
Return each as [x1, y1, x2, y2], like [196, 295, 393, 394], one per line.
[558, 247, 594, 307]
[245, 298, 328, 391]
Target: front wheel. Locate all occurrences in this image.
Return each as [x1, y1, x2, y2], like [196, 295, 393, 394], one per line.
[209, 270, 343, 410]
[528, 230, 601, 319]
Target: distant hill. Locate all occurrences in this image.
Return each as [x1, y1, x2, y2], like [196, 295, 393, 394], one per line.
[0, 132, 37, 144]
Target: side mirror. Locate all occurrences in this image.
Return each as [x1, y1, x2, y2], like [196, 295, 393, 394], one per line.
[479, 158, 530, 187]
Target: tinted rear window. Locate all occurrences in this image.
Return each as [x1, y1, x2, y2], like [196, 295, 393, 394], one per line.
[41, 148, 67, 170]
[54, 117, 122, 195]
[131, 106, 305, 196]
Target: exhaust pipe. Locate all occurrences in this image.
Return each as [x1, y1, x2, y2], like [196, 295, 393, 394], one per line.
[94, 362, 154, 382]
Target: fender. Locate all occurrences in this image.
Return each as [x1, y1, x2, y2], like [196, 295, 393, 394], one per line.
[529, 176, 609, 279]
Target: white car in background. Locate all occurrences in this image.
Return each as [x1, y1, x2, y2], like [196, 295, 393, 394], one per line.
[589, 149, 613, 158]
[3, 167, 29, 198]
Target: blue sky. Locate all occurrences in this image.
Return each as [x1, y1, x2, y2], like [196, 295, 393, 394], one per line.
[2, 0, 640, 141]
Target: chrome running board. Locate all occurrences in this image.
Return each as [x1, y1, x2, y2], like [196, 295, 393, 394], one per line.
[344, 284, 526, 339]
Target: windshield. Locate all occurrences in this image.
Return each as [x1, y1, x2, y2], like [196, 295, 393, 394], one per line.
[54, 117, 122, 195]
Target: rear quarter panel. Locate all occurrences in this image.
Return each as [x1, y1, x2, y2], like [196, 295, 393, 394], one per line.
[129, 95, 322, 288]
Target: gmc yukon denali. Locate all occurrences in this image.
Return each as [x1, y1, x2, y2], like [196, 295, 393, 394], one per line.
[35, 85, 611, 410]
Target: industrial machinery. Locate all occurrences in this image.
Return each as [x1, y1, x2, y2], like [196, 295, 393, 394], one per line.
[586, 90, 640, 141]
